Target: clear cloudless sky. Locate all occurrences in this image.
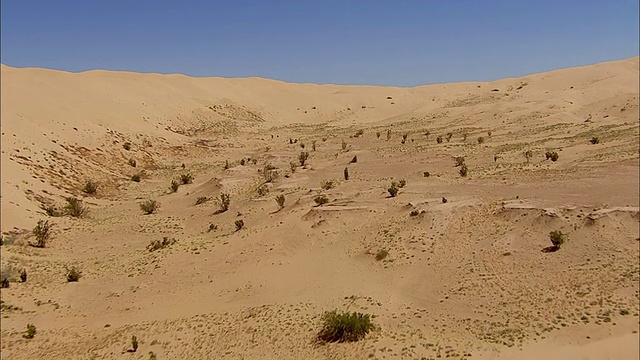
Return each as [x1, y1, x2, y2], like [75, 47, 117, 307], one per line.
[1, 0, 638, 86]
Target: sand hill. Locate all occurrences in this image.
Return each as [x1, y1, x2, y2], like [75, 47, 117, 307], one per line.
[0, 57, 638, 359]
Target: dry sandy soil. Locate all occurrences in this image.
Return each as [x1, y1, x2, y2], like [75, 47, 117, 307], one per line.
[1, 57, 638, 360]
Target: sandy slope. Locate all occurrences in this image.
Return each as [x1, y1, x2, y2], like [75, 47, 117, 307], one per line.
[1, 58, 638, 359]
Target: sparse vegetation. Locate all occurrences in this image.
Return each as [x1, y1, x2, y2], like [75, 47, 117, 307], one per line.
[388, 182, 399, 197]
[299, 151, 310, 166]
[386, 129, 392, 141]
[317, 310, 374, 343]
[217, 193, 231, 213]
[350, 155, 358, 163]
[131, 335, 139, 352]
[65, 197, 87, 217]
[83, 179, 98, 194]
[195, 196, 209, 205]
[32, 219, 52, 248]
[147, 237, 176, 252]
[398, 179, 407, 188]
[549, 230, 566, 250]
[454, 156, 465, 166]
[170, 180, 180, 193]
[131, 173, 141, 182]
[375, 249, 389, 261]
[224, 160, 230, 170]
[442, 197, 448, 203]
[376, 131, 381, 138]
[257, 184, 269, 196]
[355, 129, 364, 137]
[180, 173, 194, 184]
[208, 223, 218, 232]
[235, 219, 244, 231]
[24, 324, 36, 339]
[20, 269, 27, 283]
[314, 195, 329, 206]
[477, 136, 485, 144]
[524, 150, 533, 163]
[312, 140, 317, 151]
[344, 167, 349, 180]
[263, 164, 279, 183]
[128, 158, 137, 167]
[545, 151, 559, 162]
[590, 136, 600, 144]
[423, 171, 430, 177]
[1, 278, 9, 288]
[446, 132, 453, 142]
[401, 133, 408, 144]
[410, 210, 419, 216]
[275, 194, 286, 209]
[140, 200, 159, 214]
[42, 204, 62, 217]
[321, 179, 336, 190]
[436, 135, 443, 144]
[459, 164, 468, 177]
[66, 266, 82, 282]
[341, 139, 347, 150]
[240, 158, 246, 166]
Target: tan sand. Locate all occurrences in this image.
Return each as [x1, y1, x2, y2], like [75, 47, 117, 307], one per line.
[0, 57, 638, 359]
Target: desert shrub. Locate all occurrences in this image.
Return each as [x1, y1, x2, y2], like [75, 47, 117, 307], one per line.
[128, 158, 137, 167]
[275, 194, 286, 209]
[42, 204, 62, 217]
[376, 131, 381, 138]
[131, 174, 141, 182]
[217, 193, 231, 213]
[375, 249, 388, 261]
[436, 135, 443, 144]
[314, 195, 329, 206]
[312, 140, 317, 151]
[290, 161, 297, 173]
[545, 151, 559, 162]
[321, 180, 336, 190]
[401, 133, 408, 144]
[398, 179, 407, 188]
[454, 156, 465, 166]
[66, 266, 82, 282]
[300, 142, 306, 149]
[423, 171, 430, 178]
[170, 180, 180, 193]
[442, 197, 448, 203]
[386, 129, 392, 141]
[122, 142, 131, 151]
[263, 164, 279, 183]
[459, 164, 468, 177]
[65, 197, 87, 217]
[549, 230, 566, 249]
[131, 335, 138, 352]
[224, 160, 230, 170]
[299, 151, 310, 166]
[487, 131, 492, 137]
[477, 136, 485, 144]
[590, 136, 600, 144]
[147, 237, 176, 252]
[446, 132, 453, 142]
[355, 129, 364, 137]
[20, 269, 27, 283]
[180, 173, 194, 185]
[410, 210, 419, 217]
[195, 196, 209, 205]
[83, 180, 98, 194]
[341, 139, 347, 151]
[33, 219, 52, 248]
[344, 167, 349, 180]
[140, 200, 159, 214]
[240, 158, 246, 166]
[208, 223, 218, 232]
[257, 185, 269, 196]
[317, 310, 374, 343]
[387, 182, 399, 197]
[235, 219, 245, 231]
[524, 150, 533, 163]
[24, 324, 36, 339]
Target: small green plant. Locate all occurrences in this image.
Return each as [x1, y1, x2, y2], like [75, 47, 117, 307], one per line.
[83, 179, 98, 194]
[314, 195, 329, 206]
[131, 174, 141, 182]
[549, 230, 566, 250]
[131, 335, 139, 352]
[180, 173, 194, 185]
[545, 151, 559, 162]
[128, 158, 137, 167]
[65, 197, 87, 217]
[275, 194, 286, 209]
[524, 150, 533, 163]
[321, 180, 336, 190]
[195, 196, 209, 205]
[436, 135, 443, 144]
[33, 219, 52, 248]
[477, 136, 485, 144]
[341, 139, 347, 151]
[24, 324, 36, 339]
[170, 180, 180, 193]
[590, 136, 600, 144]
[454, 156, 465, 166]
[317, 310, 374, 343]
[217, 193, 231, 213]
[66, 266, 82, 282]
[122, 142, 131, 151]
[350, 155, 358, 163]
[459, 164, 468, 177]
[442, 197, 448, 203]
[140, 200, 159, 215]
[398, 179, 407, 188]
[20, 269, 27, 282]
[147, 237, 176, 252]
[299, 151, 309, 166]
[235, 219, 245, 231]
[289, 161, 297, 173]
[387, 182, 399, 197]
[446, 132, 453, 142]
[375, 249, 388, 261]
[410, 210, 419, 217]
[344, 167, 349, 180]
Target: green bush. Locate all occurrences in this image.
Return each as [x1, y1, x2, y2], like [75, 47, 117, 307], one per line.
[410, 210, 419, 217]
[131, 335, 138, 352]
[180, 173, 194, 185]
[590, 136, 600, 145]
[545, 151, 559, 162]
[217, 193, 231, 213]
[170, 180, 180, 193]
[549, 230, 566, 249]
[398, 179, 407, 188]
[263, 164, 279, 183]
[140, 200, 159, 214]
[122, 142, 131, 151]
[65, 197, 87, 217]
[290, 161, 297, 173]
[299, 152, 310, 166]
[375, 249, 389, 261]
[442, 197, 448, 203]
[387, 182, 399, 197]
[423, 171, 430, 178]
[477, 136, 485, 144]
[42, 204, 62, 217]
[33, 219, 52, 248]
[317, 310, 374, 343]
[459, 164, 468, 177]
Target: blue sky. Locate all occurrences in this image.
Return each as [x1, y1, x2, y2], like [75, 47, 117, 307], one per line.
[1, 1, 638, 86]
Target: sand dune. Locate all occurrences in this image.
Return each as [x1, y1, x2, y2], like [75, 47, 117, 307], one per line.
[1, 57, 638, 359]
